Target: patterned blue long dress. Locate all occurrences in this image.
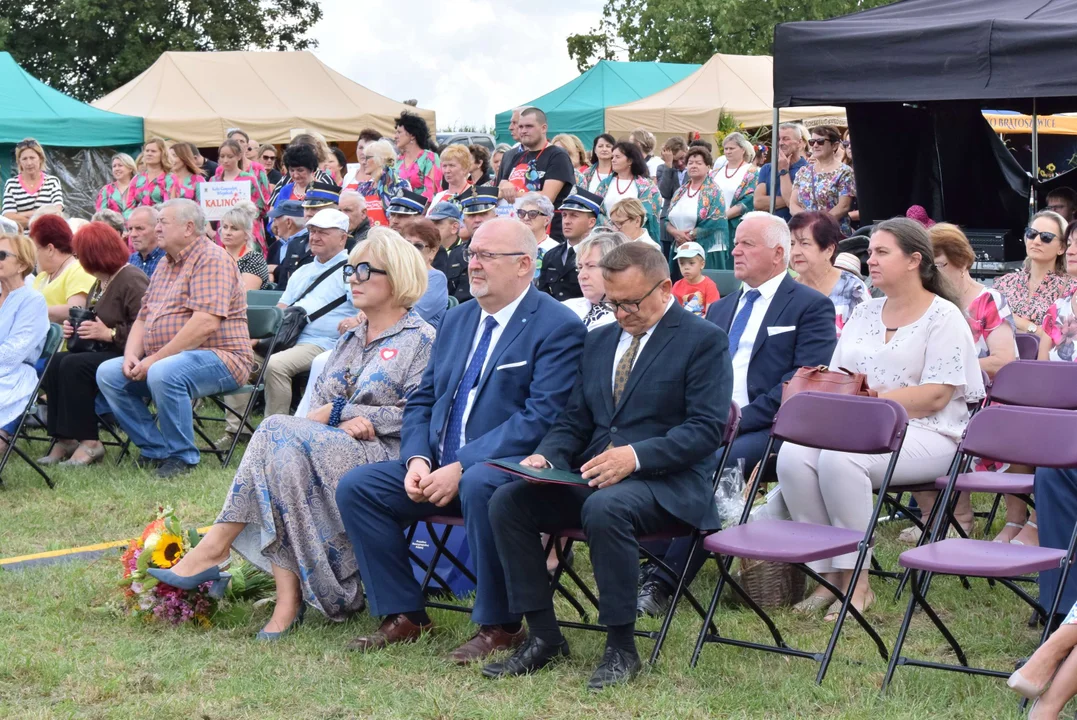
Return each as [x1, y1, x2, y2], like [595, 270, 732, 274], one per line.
[220, 310, 435, 620]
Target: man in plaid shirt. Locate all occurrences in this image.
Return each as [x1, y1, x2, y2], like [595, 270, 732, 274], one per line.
[98, 199, 252, 479]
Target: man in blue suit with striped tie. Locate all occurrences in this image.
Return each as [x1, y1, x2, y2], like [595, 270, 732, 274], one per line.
[336, 217, 587, 664]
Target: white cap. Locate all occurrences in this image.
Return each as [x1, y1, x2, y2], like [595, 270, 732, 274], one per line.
[834, 252, 863, 278]
[307, 208, 349, 232]
[673, 241, 706, 260]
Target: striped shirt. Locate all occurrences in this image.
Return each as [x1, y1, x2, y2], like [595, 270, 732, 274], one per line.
[2, 174, 63, 215]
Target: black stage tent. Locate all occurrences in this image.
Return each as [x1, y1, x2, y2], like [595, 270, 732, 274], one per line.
[774, 0, 1077, 261]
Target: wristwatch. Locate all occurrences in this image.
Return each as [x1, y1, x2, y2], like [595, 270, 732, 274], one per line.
[110, 327, 118, 341]
[1027, 322, 1037, 333]
[778, 169, 789, 177]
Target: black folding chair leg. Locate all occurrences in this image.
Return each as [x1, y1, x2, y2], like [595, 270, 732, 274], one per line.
[882, 571, 922, 691]
[690, 554, 734, 667]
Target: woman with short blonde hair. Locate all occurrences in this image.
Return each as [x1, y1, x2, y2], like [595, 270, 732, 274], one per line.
[219, 201, 270, 291]
[608, 198, 660, 250]
[354, 140, 409, 223]
[95, 152, 138, 218]
[3, 138, 64, 230]
[431, 145, 474, 207]
[149, 222, 436, 639]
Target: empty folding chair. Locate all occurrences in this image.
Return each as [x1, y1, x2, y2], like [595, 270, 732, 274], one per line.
[193, 307, 284, 466]
[0, 323, 63, 489]
[690, 392, 909, 684]
[883, 405, 1077, 689]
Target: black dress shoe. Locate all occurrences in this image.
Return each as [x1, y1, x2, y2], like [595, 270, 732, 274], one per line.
[636, 577, 673, 618]
[134, 455, 162, 470]
[156, 457, 196, 479]
[481, 635, 569, 678]
[587, 646, 641, 691]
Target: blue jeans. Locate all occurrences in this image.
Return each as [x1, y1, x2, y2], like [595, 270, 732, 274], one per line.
[96, 350, 239, 465]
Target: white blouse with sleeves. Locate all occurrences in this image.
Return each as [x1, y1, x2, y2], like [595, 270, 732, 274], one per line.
[831, 296, 985, 441]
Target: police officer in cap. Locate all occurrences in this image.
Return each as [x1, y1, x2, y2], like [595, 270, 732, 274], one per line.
[536, 186, 601, 301]
[446, 186, 499, 303]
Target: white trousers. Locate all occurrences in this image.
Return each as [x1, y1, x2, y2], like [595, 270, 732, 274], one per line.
[776, 425, 958, 573]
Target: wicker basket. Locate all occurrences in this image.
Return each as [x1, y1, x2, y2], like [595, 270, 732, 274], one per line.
[728, 457, 807, 609]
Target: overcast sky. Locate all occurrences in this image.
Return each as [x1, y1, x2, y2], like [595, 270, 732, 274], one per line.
[310, 0, 606, 131]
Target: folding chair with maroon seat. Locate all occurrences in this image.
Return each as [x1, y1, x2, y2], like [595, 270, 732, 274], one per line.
[1015, 333, 1040, 361]
[689, 392, 910, 684]
[541, 402, 742, 665]
[883, 405, 1077, 689]
[893, 361, 1077, 600]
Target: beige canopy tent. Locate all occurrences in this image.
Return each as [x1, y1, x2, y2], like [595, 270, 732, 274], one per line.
[93, 51, 435, 146]
[605, 53, 844, 142]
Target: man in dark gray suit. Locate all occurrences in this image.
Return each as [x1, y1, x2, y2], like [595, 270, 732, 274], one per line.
[484, 243, 733, 690]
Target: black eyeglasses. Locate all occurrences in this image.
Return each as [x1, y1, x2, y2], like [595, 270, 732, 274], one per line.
[343, 262, 388, 282]
[410, 241, 427, 253]
[462, 248, 525, 263]
[516, 209, 548, 221]
[1026, 226, 1059, 244]
[602, 280, 664, 315]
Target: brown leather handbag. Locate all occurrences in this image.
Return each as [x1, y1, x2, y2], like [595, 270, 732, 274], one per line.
[780, 365, 876, 405]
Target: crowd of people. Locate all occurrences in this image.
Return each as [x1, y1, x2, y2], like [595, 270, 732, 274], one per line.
[5, 107, 1077, 709]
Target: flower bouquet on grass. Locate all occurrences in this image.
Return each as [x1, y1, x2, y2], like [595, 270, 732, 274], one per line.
[120, 506, 273, 626]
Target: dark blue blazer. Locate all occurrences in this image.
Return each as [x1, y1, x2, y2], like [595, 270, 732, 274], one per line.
[536, 302, 732, 531]
[705, 273, 837, 434]
[400, 285, 586, 470]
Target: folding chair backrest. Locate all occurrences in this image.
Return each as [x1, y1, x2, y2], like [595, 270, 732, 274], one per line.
[1015, 332, 1040, 360]
[246, 289, 284, 307]
[986, 360, 1077, 409]
[772, 392, 908, 454]
[959, 405, 1077, 469]
[246, 306, 284, 340]
[702, 269, 742, 298]
[41, 323, 62, 359]
[447, 295, 459, 309]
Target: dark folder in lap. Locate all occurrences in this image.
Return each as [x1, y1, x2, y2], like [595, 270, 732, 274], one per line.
[485, 460, 590, 487]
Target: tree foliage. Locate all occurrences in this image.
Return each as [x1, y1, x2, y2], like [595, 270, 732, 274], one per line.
[567, 0, 894, 72]
[0, 0, 323, 101]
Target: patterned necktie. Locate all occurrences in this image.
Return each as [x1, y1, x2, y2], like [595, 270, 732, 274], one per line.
[441, 316, 498, 465]
[727, 289, 762, 356]
[612, 334, 643, 406]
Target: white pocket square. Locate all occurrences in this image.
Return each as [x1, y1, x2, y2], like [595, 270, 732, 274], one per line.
[496, 360, 528, 370]
[767, 325, 796, 336]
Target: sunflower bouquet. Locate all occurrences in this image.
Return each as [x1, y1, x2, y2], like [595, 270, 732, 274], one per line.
[120, 506, 216, 626]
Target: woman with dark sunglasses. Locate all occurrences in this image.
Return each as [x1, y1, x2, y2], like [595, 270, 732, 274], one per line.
[788, 125, 856, 236]
[150, 227, 435, 639]
[995, 210, 1075, 340]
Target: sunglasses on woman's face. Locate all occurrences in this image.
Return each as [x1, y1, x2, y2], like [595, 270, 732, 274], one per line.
[0, 250, 13, 261]
[516, 209, 548, 221]
[808, 138, 832, 147]
[262, 154, 276, 162]
[1026, 227, 1059, 244]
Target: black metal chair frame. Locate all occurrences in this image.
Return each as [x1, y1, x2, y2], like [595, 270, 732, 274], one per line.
[194, 307, 284, 467]
[690, 402, 909, 685]
[882, 414, 1077, 688]
[0, 324, 63, 489]
[541, 409, 741, 666]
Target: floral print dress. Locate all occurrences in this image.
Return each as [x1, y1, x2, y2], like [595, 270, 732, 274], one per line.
[1043, 294, 1077, 362]
[792, 163, 856, 236]
[994, 269, 1077, 327]
[395, 149, 443, 201]
[221, 311, 435, 620]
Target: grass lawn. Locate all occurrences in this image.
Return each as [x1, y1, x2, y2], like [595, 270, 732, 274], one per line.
[0, 434, 1065, 719]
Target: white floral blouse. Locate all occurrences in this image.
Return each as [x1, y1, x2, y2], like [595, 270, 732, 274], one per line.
[831, 296, 985, 441]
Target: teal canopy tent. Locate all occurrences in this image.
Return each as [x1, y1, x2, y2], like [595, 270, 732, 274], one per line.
[494, 60, 700, 149]
[0, 52, 143, 215]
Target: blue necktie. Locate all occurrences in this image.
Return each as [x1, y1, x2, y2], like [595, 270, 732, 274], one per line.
[727, 289, 762, 356]
[441, 316, 498, 465]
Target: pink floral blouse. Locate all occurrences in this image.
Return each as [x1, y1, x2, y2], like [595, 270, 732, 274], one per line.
[993, 269, 1077, 326]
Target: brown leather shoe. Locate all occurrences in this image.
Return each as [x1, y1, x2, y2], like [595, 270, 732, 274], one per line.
[448, 625, 528, 665]
[346, 614, 432, 652]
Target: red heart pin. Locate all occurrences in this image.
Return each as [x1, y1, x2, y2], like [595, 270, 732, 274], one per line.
[381, 348, 398, 361]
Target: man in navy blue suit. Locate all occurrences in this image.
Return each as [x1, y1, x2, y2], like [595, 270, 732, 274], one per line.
[483, 243, 733, 690]
[637, 211, 837, 616]
[335, 218, 587, 663]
